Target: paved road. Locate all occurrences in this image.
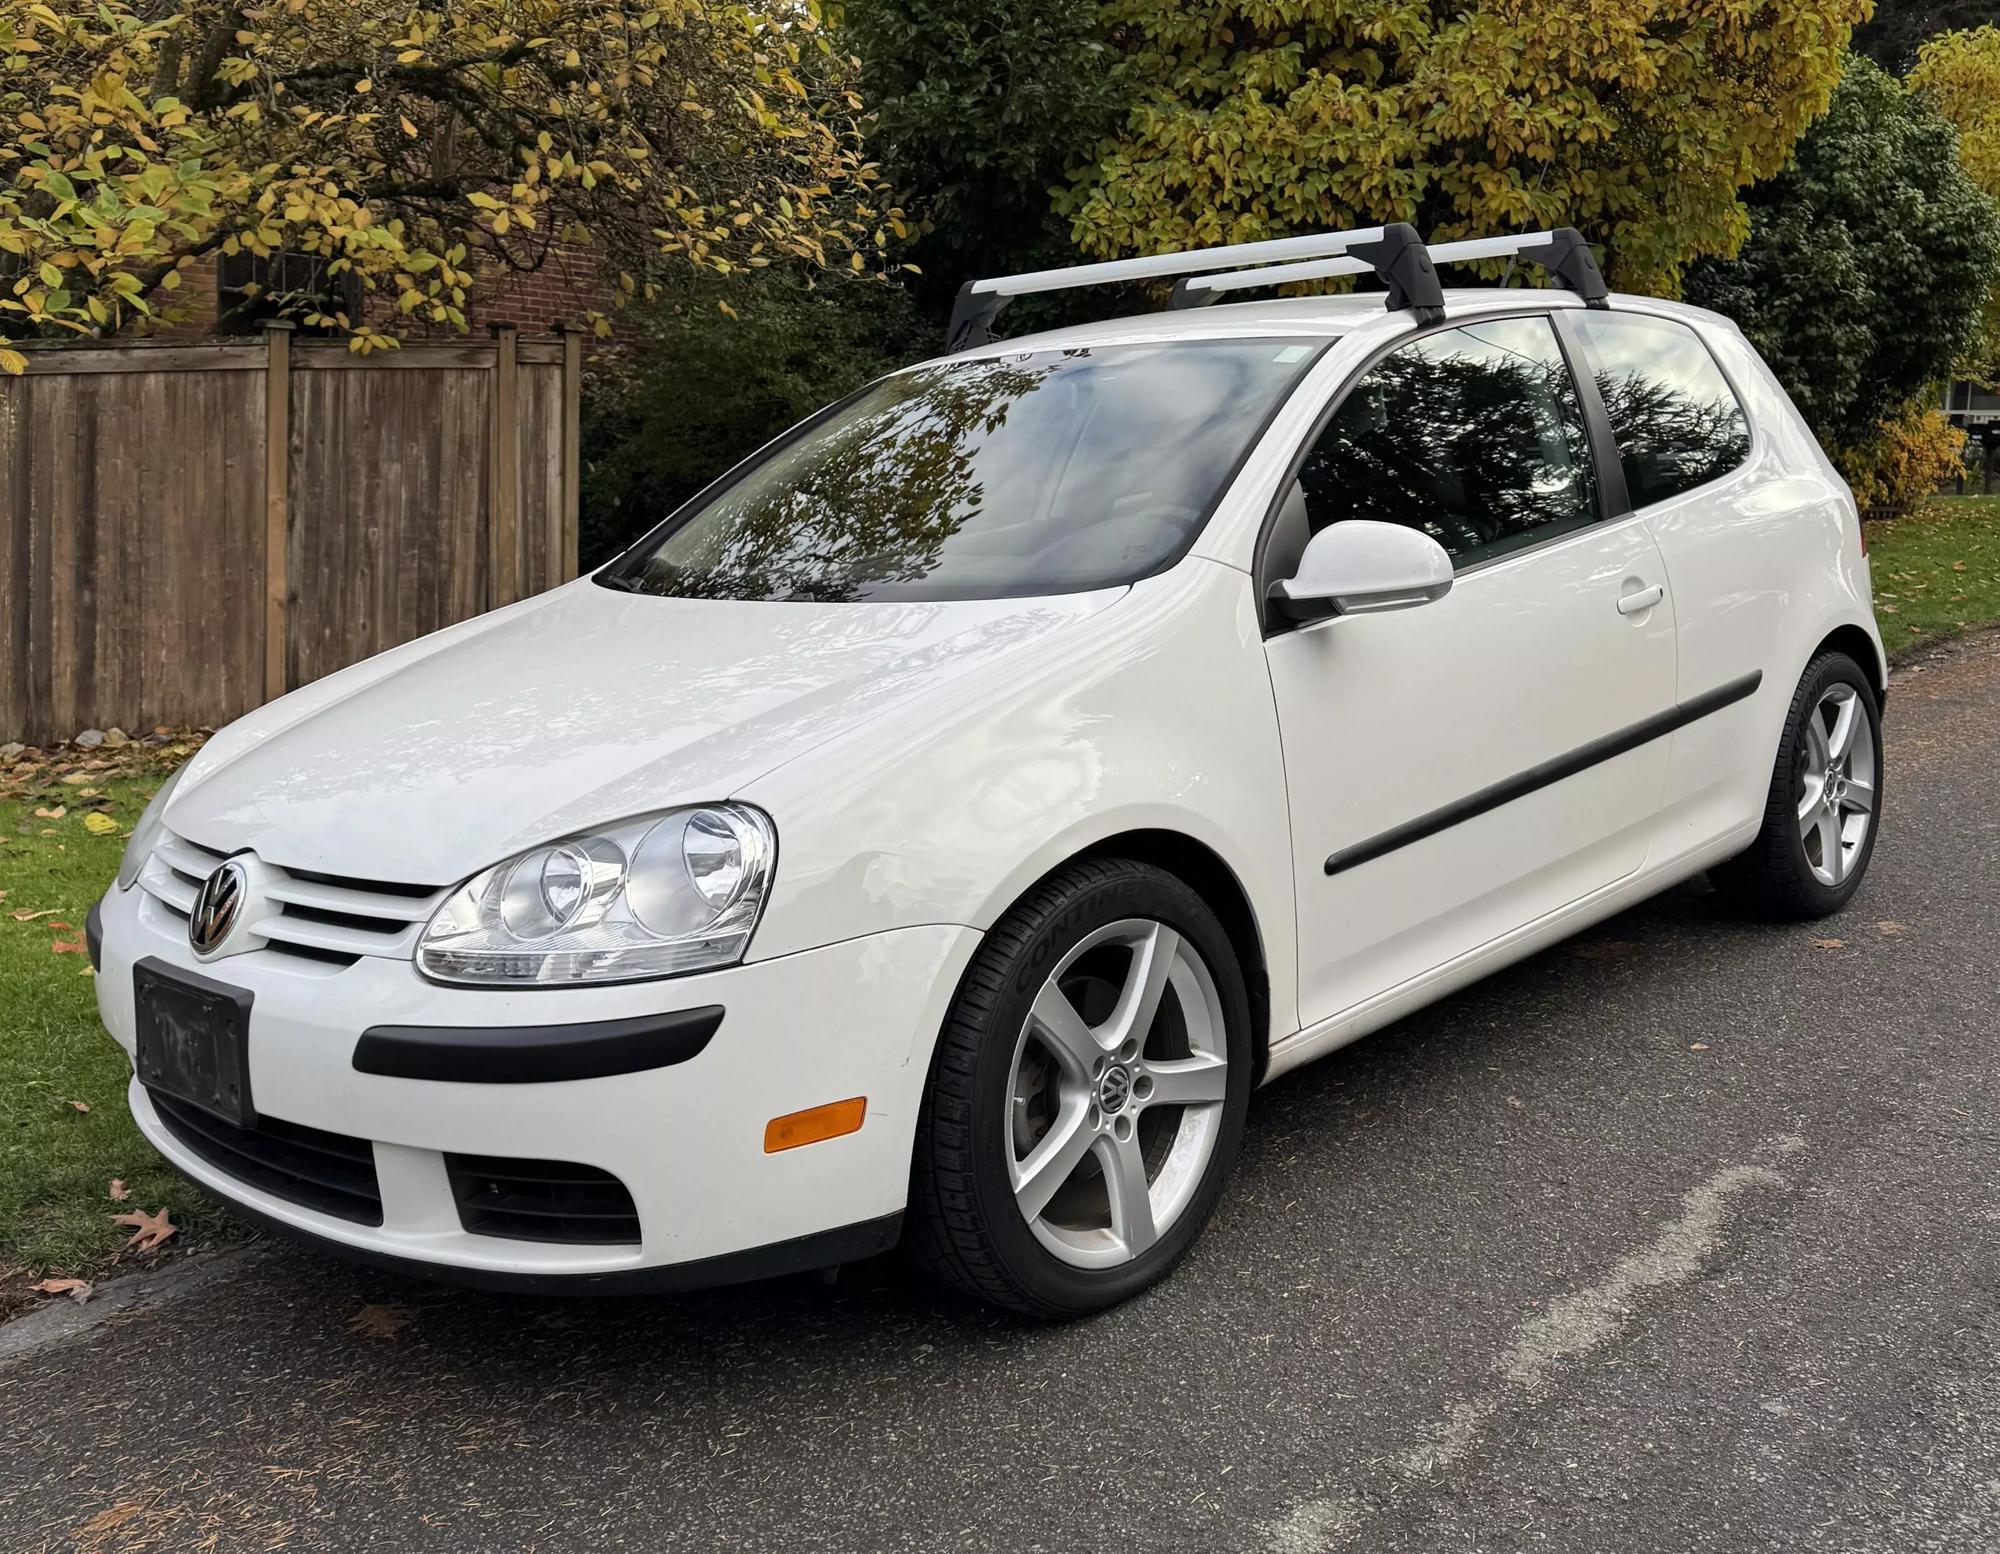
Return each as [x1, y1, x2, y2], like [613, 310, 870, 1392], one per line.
[5, 634, 1998, 1554]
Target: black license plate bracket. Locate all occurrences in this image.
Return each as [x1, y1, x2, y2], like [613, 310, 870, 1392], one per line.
[134, 957, 256, 1129]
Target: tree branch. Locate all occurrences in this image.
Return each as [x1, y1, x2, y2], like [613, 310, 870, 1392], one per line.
[186, 13, 245, 111]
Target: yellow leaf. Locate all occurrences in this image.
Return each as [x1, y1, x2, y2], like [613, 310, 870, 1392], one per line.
[354, 78, 373, 94]
[0, 348, 25, 376]
[83, 812, 119, 835]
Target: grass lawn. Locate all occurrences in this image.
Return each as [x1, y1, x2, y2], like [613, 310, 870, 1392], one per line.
[2, 498, 1997, 1312]
[0, 740, 217, 1306]
[1867, 496, 2000, 657]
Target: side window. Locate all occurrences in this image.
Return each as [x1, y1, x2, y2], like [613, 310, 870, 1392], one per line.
[1571, 312, 1750, 508]
[1294, 317, 1600, 568]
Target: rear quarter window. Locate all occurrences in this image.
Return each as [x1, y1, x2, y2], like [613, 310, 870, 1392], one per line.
[1572, 312, 1751, 509]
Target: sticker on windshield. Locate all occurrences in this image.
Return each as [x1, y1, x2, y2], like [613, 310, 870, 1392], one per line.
[1272, 345, 1313, 363]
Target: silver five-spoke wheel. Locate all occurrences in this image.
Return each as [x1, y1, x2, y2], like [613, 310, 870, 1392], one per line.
[1004, 918, 1228, 1269]
[1796, 681, 1876, 887]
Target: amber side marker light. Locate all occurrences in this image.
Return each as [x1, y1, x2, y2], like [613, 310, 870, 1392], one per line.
[764, 1097, 867, 1153]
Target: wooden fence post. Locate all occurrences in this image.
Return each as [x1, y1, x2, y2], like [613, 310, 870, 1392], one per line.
[262, 321, 294, 702]
[488, 321, 520, 607]
[556, 321, 583, 581]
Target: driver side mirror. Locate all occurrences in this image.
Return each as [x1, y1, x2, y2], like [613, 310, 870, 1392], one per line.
[1272, 517, 1454, 622]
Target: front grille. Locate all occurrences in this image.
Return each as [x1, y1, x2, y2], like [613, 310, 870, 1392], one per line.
[445, 1154, 641, 1245]
[139, 831, 446, 968]
[150, 1091, 384, 1225]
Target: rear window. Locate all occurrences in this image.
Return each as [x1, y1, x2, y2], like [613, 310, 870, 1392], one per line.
[601, 339, 1322, 603]
[1571, 312, 1751, 509]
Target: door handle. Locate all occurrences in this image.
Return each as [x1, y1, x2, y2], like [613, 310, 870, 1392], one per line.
[1616, 583, 1665, 616]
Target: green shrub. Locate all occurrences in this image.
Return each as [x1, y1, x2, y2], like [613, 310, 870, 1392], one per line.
[1684, 56, 2000, 451]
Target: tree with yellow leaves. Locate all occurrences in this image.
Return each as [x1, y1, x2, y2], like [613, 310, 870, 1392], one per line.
[1057, 0, 1869, 294]
[1910, 25, 2000, 387]
[0, 1, 898, 370]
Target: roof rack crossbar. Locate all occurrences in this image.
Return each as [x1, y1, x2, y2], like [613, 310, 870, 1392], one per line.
[1171, 255, 1375, 306]
[1169, 226, 1609, 314]
[947, 222, 1442, 350]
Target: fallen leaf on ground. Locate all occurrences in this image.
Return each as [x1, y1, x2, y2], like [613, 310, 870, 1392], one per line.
[1690, 1043, 1709, 1051]
[112, 1206, 176, 1253]
[82, 812, 119, 835]
[30, 1277, 93, 1303]
[33, 805, 65, 819]
[348, 1303, 414, 1340]
[108, 1178, 130, 1201]
[51, 934, 87, 955]
[1809, 937, 1847, 950]
[73, 1502, 147, 1538]
[8, 907, 60, 921]
[68, 1099, 90, 1113]
[1877, 921, 1908, 936]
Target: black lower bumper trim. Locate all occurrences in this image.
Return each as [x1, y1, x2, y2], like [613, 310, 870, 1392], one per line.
[86, 895, 105, 971]
[171, 1161, 903, 1294]
[353, 1005, 723, 1083]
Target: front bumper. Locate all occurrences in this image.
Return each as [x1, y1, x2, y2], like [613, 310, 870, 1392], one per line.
[95, 883, 978, 1286]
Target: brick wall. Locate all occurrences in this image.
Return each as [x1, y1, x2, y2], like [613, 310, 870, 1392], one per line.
[151, 242, 615, 340]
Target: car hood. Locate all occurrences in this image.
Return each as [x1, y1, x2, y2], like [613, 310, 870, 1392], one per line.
[169, 579, 1124, 885]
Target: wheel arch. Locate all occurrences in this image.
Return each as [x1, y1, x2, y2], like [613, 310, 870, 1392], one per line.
[1814, 622, 1888, 711]
[1027, 828, 1274, 1086]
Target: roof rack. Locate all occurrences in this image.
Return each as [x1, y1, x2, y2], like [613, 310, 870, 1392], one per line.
[945, 225, 1607, 351]
[1171, 228, 1607, 313]
[947, 222, 1440, 351]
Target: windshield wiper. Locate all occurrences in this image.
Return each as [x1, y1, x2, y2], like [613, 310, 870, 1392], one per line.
[593, 569, 643, 593]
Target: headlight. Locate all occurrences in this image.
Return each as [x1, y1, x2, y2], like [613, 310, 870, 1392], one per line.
[116, 764, 187, 891]
[416, 805, 776, 986]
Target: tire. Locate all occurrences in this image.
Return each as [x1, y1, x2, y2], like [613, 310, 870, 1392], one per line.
[1709, 650, 1883, 919]
[907, 858, 1253, 1318]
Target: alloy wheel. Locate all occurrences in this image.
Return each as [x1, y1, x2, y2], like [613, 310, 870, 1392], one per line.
[1796, 682, 1877, 887]
[1003, 918, 1229, 1270]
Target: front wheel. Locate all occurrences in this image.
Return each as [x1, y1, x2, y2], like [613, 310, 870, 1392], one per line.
[908, 859, 1252, 1317]
[1710, 650, 1883, 918]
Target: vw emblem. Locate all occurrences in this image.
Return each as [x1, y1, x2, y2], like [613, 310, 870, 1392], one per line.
[189, 860, 248, 956]
[1098, 1064, 1133, 1116]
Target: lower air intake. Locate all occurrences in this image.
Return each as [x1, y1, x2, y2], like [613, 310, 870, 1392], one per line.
[445, 1154, 641, 1245]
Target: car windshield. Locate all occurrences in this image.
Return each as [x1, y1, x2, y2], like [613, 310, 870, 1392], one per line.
[601, 338, 1325, 603]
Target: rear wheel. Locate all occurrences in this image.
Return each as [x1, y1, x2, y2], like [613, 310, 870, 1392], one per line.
[1710, 651, 1882, 918]
[908, 859, 1252, 1317]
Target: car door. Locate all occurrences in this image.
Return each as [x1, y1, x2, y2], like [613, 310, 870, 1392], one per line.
[1260, 312, 1679, 1029]
[1561, 310, 1772, 843]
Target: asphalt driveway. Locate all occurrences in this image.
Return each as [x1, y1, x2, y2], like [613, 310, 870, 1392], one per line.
[4, 632, 1997, 1554]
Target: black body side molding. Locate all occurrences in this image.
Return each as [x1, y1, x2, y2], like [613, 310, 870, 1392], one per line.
[354, 1006, 724, 1083]
[1324, 671, 1763, 877]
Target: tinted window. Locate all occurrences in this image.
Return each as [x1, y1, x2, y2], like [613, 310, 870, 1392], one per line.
[1292, 317, 1599, 567]
[603, 340, 1321, 603]
[1572, 312, 1750, 508]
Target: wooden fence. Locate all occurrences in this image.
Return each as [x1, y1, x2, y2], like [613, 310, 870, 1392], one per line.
[0, 323, 582, 746]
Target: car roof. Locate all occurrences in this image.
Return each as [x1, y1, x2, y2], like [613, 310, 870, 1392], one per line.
[934, 288, 1737, 365]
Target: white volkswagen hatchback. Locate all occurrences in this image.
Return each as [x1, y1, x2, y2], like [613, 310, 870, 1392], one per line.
[91, 227, 1885, 1316]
